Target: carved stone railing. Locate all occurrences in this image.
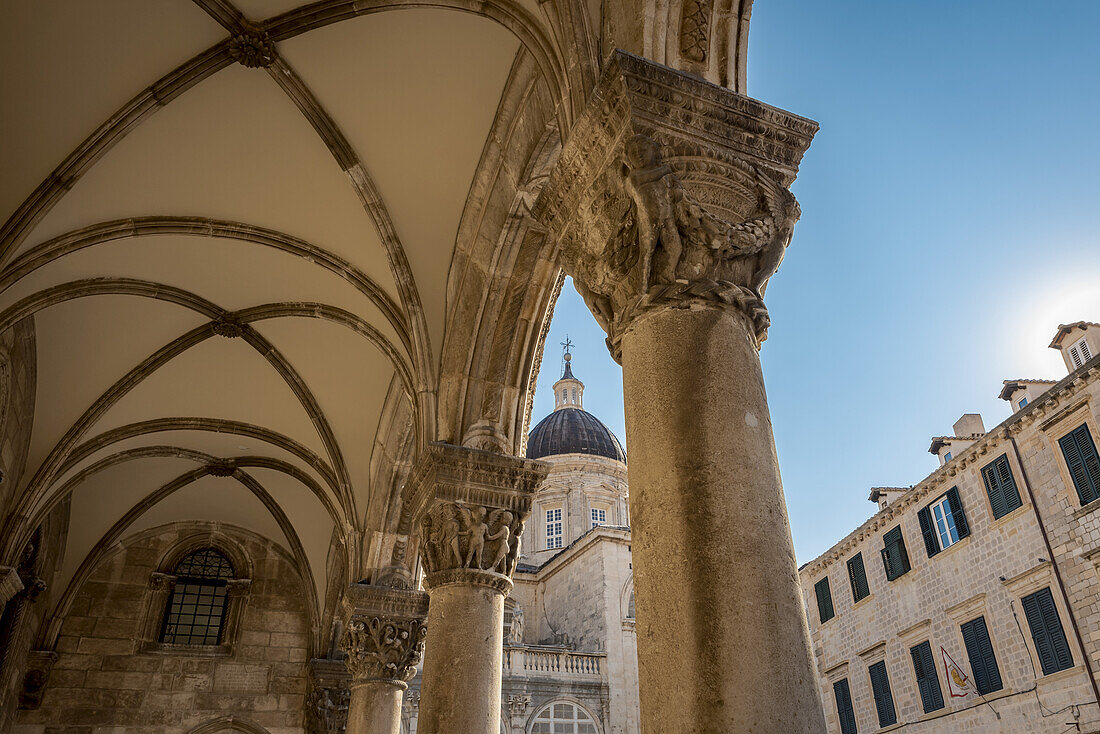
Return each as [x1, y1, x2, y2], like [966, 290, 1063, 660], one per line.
[503, 645, 606, 681]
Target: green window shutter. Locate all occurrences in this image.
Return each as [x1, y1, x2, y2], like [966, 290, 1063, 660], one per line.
[832, 678, 857, 734]
[847, 553, 870, 603]
[868, 660, 896, 727]
[961, 616, 1002, 694]
[881, 525, 910, 581]
[1060, 425, 1100, 505]
[815, 577, 834, 623]
[946, 486, 970, 538]
[1022, 588, 1074, 675]
[910, 641, 944, 712]
[917, 505, 940, 557]
[982, 454, 1023, 519]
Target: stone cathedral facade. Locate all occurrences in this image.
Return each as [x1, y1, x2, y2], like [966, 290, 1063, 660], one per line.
[800, 322, 1100, 734]
[400, 351, 640, 733]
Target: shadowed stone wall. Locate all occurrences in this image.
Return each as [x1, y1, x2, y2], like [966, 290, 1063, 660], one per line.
[13, 524, 312, 734]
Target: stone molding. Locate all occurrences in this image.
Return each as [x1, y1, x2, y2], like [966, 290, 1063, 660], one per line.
[533, 51, 817, 360]
[801, 359, 1100, 578]
[339, 584, 429, 685]
[0, 564, 24, 606]
[18, 649, 58, 710]
[408, 443, 549, 592]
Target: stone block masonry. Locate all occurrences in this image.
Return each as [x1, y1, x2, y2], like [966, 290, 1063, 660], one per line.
[13, 523, 312, 734]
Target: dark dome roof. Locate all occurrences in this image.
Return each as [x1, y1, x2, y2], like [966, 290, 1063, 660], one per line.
[526, 408, 626, 462]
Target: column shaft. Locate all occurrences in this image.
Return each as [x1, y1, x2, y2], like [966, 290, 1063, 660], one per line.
[622, 306, 823, 732]
[418, 582, 505, 732]
[348, 680, 404, 734]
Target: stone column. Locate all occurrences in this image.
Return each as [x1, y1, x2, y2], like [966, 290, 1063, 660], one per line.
[409, 442, 548, 734]
[534, 51, 824, 732]
[339, 584, 428, 734]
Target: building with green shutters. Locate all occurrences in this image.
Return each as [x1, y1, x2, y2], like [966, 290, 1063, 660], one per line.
[800, 321, 1100, 733]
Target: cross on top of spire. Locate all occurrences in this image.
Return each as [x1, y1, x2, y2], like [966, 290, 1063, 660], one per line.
[553, 334, 583, 409]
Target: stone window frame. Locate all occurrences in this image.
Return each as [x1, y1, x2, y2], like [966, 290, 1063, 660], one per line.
[543, 505, 565, 550]
[1040, 400, 1100, 511]
[1001, 562, 1084, 681]
[138, 533, 252, 657]
[527, 697, 603, 734]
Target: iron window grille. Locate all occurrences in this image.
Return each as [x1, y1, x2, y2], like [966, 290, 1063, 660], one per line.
[160, 548, 234, 646]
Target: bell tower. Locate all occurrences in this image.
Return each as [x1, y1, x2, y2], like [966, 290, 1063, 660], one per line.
[553, 339, 585, 410]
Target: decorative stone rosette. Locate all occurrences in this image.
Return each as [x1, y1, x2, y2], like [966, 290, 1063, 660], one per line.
[407, 443, 549, 593]
[534, 51, 818, 360]
[340, 615, 426, 685]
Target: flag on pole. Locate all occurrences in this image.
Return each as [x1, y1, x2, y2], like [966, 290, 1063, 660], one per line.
[941, 646, 976, 698]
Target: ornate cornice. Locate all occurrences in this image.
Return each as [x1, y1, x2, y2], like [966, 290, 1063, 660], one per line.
[533, 51, 817, 359]
[406, 443, 549, 519]
[801, 359, 1100, 578]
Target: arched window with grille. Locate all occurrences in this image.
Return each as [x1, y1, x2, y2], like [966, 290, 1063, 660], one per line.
[530, 701, 599, 734]
[160, 548, 234, 645]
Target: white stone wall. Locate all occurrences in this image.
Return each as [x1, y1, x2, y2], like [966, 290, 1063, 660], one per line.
[800, 359, 1100, 733]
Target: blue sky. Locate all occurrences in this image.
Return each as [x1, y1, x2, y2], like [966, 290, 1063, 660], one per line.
[531, 0, 1100, 563]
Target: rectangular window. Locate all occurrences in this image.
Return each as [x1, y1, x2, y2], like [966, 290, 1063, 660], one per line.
[814, 576, 835, 623]
[1018, 397, 1028, 409]
[1059, 424, 1100, 506]
[910, 641, 944, 713]
[1021, 587, 1074, 676]
[832, 678, 857, 734]
[590, 507, 607, 528]
[545, 507, 563, 549]
[944, 451, 952, 462]
[868, 660, 897, 727]
[847, 553, 870, 603]
[981, 454, 1023, 519]
[961, 616, 1003, 694]
[1070, 337, 1092, 369]
[918, 487, 970, 557]
[881, 525, 910, 580]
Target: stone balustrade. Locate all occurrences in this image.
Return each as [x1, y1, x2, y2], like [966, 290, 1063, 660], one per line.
[503, 645, 606, 681]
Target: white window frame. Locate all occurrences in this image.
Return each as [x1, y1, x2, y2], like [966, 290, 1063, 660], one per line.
[1070, 337, 1092, 369]
[545, 507, 563, 549]
[530, 701, 598, 734]
[931, 494, 961, 551]
[591, 506, 607, 528]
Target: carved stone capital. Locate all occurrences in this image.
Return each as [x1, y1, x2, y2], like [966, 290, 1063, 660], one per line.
[225, 578, 252, 598]
[18, 650, 58, 710]
[534, 51, 817, 360]
[339, 584, 429, 685]
[506, 694, 532, 717]
[0, 565, 24, 607]
[408, 443, 549, 592]
[308, 656, 350, 734]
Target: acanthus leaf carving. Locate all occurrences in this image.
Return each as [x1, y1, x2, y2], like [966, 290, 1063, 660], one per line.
[340, 615, 426, 684]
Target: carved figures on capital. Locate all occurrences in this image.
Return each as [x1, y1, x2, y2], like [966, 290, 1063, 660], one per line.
[340, 615, 426, 684]
[566, 134, 800, 356]
[307, 685, 349, 734]
[420, 501, 525, 577]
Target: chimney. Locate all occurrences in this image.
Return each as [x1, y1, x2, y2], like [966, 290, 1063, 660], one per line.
[952, 413, 985, 438]
[868, 487, 908, 510]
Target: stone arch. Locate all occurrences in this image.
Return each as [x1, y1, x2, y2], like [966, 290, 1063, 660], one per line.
[621, 574, 636, 620]
[156, 529, 254, 582]
[186, 716, 271, 734]
[527, 697, 603, 734]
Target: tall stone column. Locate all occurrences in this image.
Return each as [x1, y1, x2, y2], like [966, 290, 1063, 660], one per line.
[535, 51, 824, 732]
[409, 442, 548, 734]
[339, 584, 428, 734]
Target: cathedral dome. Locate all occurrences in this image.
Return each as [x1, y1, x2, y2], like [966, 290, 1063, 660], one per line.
[526, 407, 627, 462]
[526, 347, 626, 462]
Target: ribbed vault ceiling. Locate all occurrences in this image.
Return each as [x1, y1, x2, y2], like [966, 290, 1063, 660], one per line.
[0, 0, 570, 647]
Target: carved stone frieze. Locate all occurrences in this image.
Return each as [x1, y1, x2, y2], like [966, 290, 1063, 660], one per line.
[338, 584, 429, 686]
[533, 51, 818, 360]
[407, 443, 548, 592]
[307, 685, 349, 734]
